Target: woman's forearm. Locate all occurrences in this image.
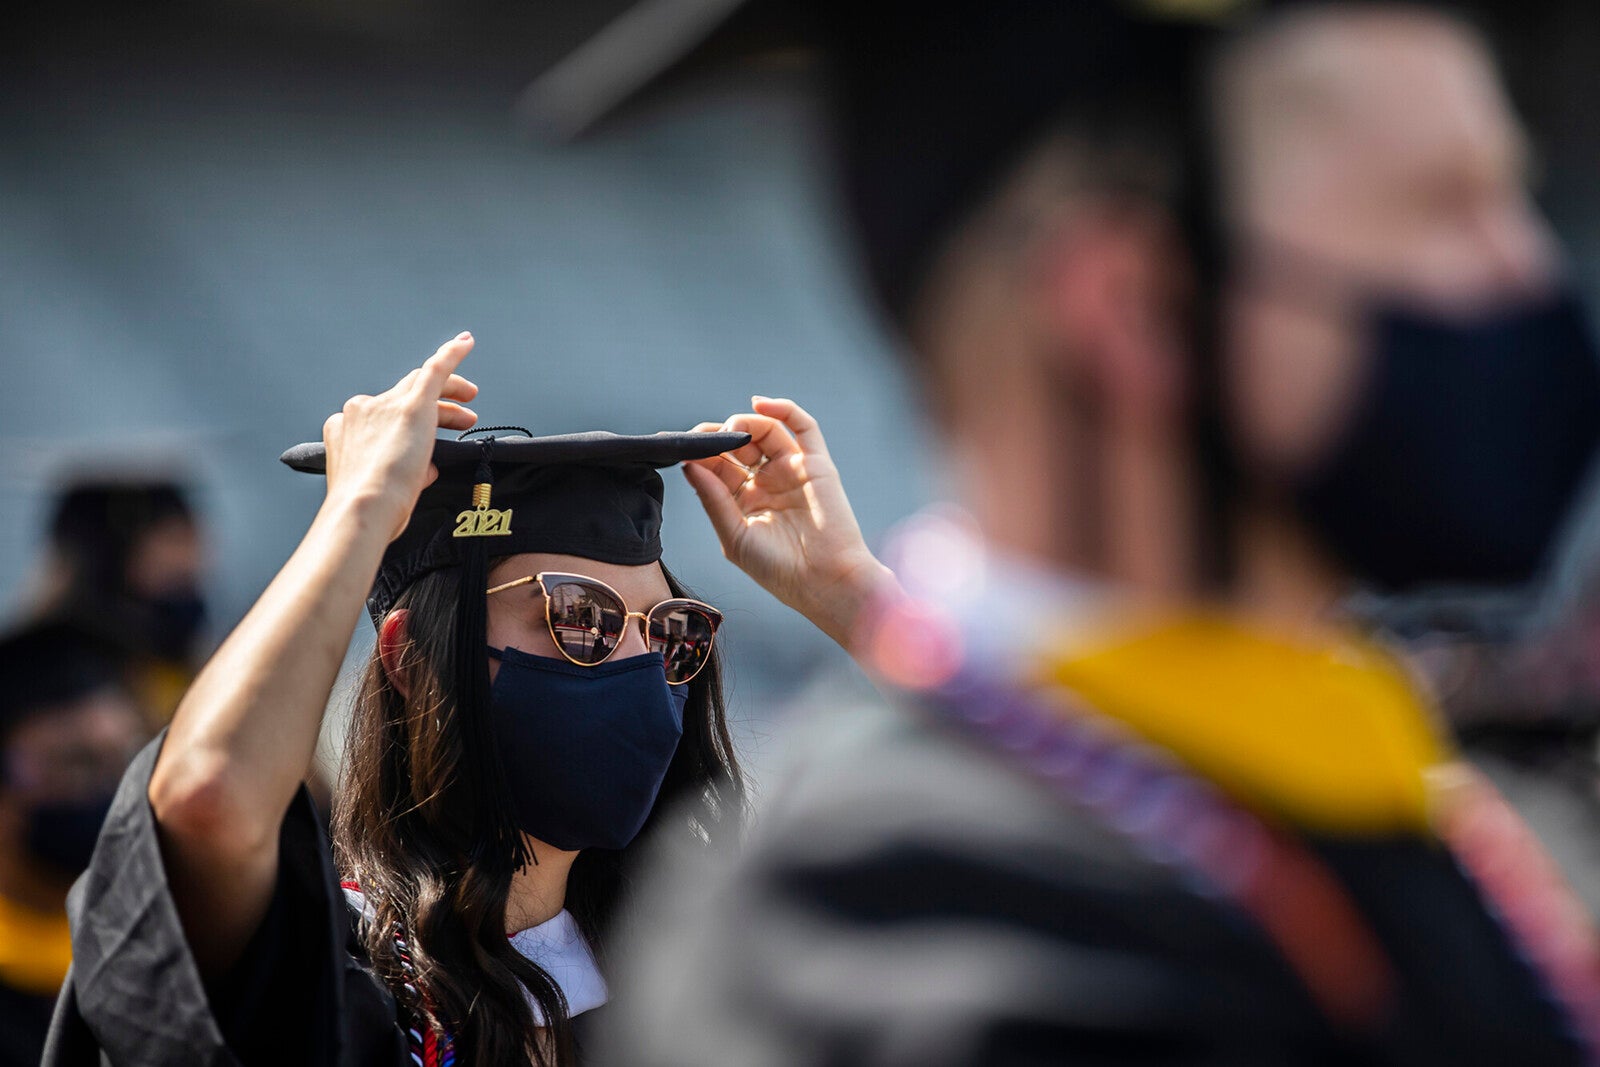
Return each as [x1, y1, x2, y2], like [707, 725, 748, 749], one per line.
[145, 494, 394, 975]
[138, 334, 477, 980]
[150, 494, 392, 837]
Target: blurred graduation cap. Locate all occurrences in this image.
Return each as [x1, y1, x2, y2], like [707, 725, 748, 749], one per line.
[48, 479, 196, 592]
[520, 0, 1250, 320]
[281, 426, 746, 872]
[0, 620, 127, 743]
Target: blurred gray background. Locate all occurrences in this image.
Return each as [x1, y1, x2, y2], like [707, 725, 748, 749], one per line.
[8, 0, 1600, 777]
[0, 2, 936, 775]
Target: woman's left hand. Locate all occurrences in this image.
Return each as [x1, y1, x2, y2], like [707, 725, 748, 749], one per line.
[686, 397, 899, 649]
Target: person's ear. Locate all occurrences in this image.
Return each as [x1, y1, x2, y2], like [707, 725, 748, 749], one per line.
[1033, 198, 1190, 426]
[378, 609, 412, 699]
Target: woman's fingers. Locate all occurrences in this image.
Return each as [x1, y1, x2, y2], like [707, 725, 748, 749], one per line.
[691, 417, 770, 473]
[688, 420, 773, 494]
[440, 373, 478, 403]
[318, 333, 481, 541]
[683, 462, 746, 554]
[691, 400, 827, 508]
[437, 400, 478, 432]
[721, 413, 801, 470]
[752, 396, 830, 457]
[415, 333, 475, 395]
[683, 454, 754, 497]
[387, 336, 475, 406]
[431, 331, 475, 368]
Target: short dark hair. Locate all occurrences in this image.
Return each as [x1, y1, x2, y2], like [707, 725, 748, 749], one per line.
[825, 0, 1212, 328]
[0, 620, 127, 748]
[48, 479, 195, 597]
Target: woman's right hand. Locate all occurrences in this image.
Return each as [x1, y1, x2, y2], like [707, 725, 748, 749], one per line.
[321, 331, 480, 541]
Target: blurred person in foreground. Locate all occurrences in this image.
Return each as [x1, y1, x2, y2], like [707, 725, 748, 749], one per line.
[0, 622, 146, 1067]
[31, 479, 210, 726]
[1359, 573, 1600, 918]
[594, 1, 1600, 1064]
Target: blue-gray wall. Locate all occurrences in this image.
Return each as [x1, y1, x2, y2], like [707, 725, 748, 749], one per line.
[0, 27, 936, 771]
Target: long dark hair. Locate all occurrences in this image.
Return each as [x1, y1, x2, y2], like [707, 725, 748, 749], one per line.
[333, 562, 744, 1066]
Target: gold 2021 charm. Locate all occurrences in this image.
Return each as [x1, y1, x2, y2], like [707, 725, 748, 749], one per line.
[453, 483, 514, 538]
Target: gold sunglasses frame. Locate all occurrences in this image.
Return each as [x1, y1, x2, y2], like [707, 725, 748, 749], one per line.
[485, 570, 723, 683]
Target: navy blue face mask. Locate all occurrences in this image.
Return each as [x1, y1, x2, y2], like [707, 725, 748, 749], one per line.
[486, 646, 688, 852]
[1293, 286, 1600, 591]
[25, 794, 114, 876]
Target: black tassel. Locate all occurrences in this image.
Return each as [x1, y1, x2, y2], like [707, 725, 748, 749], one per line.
[453, 439, 532, 874]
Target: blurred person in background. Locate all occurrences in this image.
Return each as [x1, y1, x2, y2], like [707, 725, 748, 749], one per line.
[30, 479, 210, 726]
[588, 1, 1600, 1064]
[0, 621, 146, 1067]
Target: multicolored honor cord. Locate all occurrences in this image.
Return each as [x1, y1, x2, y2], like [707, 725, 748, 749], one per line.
[860, 508, 1600, 1059]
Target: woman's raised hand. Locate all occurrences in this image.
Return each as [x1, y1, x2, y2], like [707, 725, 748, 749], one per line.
[322, 332, 479, 541]
[686, 397, 898, 649]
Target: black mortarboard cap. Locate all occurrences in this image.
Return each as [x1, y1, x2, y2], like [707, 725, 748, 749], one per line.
[281, 430, 748, 622]
[281, 428, 747, 873]
[48, 479, 195, 595]
[825, 0, 1221, 320]
[520, 0, 1235, 321]
[0, 620, 126, 744]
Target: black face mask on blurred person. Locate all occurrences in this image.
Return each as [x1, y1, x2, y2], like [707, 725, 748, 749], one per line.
[1292, 287, 1600, 591]
[139, 591, 207, 661]
[25, 794, 114, 876]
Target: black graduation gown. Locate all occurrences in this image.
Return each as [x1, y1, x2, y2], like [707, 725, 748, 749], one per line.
[0, 979, 56, 1067]
[41, 736, 607, 1066]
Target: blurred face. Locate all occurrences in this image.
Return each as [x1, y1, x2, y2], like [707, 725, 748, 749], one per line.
[1221, 13, 1557, 476]
[2, 693, 145, 805]
[124, 516, 205, 601]
[485, 553, 671, 680]
[0, 691, 147, 879]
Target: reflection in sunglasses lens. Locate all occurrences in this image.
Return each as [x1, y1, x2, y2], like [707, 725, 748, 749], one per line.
[649, 605, 715, 684]
[546, 581, 625, 664]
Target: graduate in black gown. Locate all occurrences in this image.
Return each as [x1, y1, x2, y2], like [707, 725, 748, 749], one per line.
[0, 622, 146, 1067]
[39, 335, 899, 1067]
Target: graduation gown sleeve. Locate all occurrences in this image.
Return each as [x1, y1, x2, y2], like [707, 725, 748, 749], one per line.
[41, 733, 410, 1067]
[598, 674, 1583, 1067]
[599, 683, 1336, 1067]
